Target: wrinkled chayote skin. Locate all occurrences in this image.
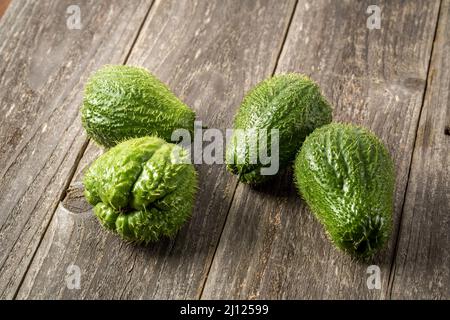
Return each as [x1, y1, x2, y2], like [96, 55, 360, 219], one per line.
[81, 65, 196, 148]
[226, 73, 332, 184]
[83, 136, 197, 244]
[294, 123, 395, 258]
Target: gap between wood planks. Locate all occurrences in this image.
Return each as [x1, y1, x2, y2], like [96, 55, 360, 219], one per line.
[386, 0, 443, 298]
[11, 1, 157, 299]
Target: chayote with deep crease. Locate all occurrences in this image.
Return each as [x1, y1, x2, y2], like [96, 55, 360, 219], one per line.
[83, 136, 197, 243]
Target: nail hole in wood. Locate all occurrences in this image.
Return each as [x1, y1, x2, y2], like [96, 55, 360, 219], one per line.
[445, 126, 450, 136]
[62, 185, 92, 213]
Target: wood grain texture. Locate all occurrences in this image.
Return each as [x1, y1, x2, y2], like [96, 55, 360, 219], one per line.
[390, 0, 449, 299]
[202, 0, 441, 299]
[0, 0, 154, 299]
[17, 0, 297, 299]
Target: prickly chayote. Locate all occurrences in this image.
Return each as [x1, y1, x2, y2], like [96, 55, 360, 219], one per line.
[81, 65, 195, 148]
[226, 73, 332, 184]
[294, 123, 395, 258]
[83, 136, 197, 243]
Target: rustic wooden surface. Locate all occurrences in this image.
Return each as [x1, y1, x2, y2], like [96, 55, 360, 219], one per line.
[15, 0, 298, 299]
[0, 0, 448, 299]
[390, 0, 450, 299]
[202, 0, 443, 299]
[0, 0, 154, 299]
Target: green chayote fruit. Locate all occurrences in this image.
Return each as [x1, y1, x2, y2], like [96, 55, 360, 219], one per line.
[294, 123, 395, 258]
[226, 73, 332, 184]
[83, 136, 197, 244]
[81, 65, 196, 148]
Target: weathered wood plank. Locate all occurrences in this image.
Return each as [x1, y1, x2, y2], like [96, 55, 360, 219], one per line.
[17, 0, 297, 299]
[390, 0, 449, 299]
[202, 0, 441, 299]
[0, 0, 154, 299]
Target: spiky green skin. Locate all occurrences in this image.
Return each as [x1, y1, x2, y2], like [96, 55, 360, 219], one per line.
[81, 65, 195, 148]
[83, 136, 197, 244]
[226, 74, 332, 184]
[294, 123, 395, 258]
